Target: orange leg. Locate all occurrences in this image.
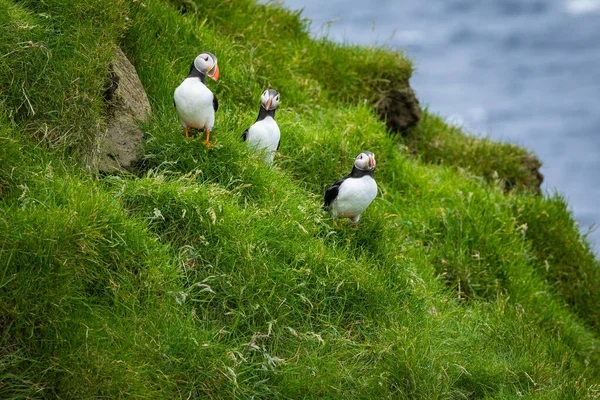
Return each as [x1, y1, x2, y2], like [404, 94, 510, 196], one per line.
[333, 220, 338, 227]
[353, 222, 359, 228]
[185, 127, 189, 139]
[203, 130, 213, 147]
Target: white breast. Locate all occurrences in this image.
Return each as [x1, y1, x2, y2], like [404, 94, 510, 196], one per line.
[247, 116, 280, 164]
[332, 176, 377, 219]
[174, 78, 215, 130]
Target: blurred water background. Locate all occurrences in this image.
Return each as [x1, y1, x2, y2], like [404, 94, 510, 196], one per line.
[279, 0, 600, 254]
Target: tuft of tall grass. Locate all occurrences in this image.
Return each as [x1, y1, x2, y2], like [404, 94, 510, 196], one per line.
[515, 193, 600, 329]
[0, 119, 23, 198]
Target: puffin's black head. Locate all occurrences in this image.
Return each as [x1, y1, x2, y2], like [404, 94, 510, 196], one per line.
[354, 151, 376, 171]
[191, 52, 219, 81]
[260, 89, 280, 111]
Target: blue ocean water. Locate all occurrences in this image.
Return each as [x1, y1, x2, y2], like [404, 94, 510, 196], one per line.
[280, 0, 600, 254]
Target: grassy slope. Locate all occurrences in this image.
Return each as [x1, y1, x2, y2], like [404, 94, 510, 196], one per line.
[406, 111, 544, 192]
[1, 0, 599, 398]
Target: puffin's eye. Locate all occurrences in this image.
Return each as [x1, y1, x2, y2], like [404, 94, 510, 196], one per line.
[275, 95, 280, 101]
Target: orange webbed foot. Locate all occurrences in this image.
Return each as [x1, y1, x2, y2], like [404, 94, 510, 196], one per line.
[203, 130, 213, 147]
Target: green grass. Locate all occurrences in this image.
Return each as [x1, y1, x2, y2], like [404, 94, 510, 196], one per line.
[1, 0, 599, 398]
[404, 111, 544, 192]
[0, 0, 129, 161]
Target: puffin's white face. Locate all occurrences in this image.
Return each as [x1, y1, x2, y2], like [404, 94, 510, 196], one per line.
[260, 89, 280, 111]
[194, 52, 219, 81]
[354, 152, 376, 171]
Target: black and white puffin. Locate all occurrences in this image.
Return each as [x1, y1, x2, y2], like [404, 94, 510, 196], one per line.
[241, 89, 281, 164]
[323, 151, 378, 227]
[174, 52, 219, 146]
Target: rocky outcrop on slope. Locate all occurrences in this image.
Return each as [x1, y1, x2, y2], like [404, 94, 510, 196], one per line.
[95, 47, 150, 173]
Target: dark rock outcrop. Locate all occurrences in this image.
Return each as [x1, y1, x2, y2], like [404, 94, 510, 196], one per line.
[95, 47, 150, 173]
[375, 84, 422, 133]
[517, 154, 544, 193]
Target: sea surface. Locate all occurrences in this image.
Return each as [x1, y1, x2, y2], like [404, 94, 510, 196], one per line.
[280, 0, 600, 254]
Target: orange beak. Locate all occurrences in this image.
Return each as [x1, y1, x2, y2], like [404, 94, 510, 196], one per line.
[368, 155, 376, 168]
[265, 96, 273, 110]
[208, 64, 219, 81]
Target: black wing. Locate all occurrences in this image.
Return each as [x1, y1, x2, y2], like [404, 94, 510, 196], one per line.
[241, 128, 249, 141]
[323, 177, 347, 208]
[213, 93, 219, 112]
[277, 140, 281, 151]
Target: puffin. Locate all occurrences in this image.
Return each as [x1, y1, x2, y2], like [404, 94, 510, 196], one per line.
[323, 151, 378, 227]
[241, 89, 281, 164]
[174, 52, 219, 146]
